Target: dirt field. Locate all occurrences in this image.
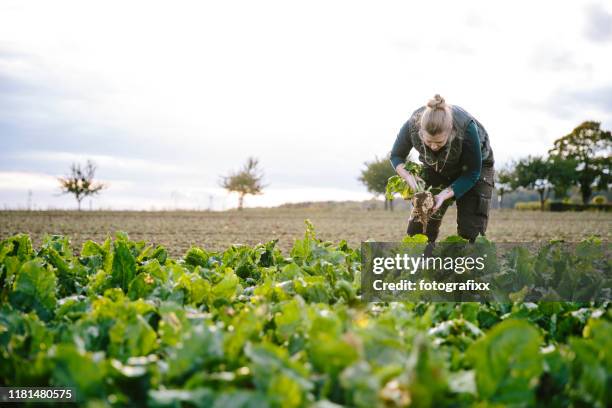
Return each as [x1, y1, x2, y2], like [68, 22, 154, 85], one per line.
[1, 208, 610, 257]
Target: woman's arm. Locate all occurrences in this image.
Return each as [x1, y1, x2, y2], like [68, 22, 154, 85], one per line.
[390, 121, 421, 190]
[450, 121, 482, 199]
[390, 120, 414, 170]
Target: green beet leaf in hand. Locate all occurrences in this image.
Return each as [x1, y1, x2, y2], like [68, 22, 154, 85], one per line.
[385, 161, 426, 200]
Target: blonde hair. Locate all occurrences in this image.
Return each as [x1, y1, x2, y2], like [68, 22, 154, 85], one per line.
[420, 94, 453, 138]
[419, 94, 455, 172]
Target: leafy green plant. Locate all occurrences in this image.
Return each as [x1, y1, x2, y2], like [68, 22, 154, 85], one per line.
[385, 161, 427, 201]
[0, 223, 610, 407]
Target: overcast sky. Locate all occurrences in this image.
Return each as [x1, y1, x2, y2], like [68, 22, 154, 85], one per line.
[1, 0, 611, 210]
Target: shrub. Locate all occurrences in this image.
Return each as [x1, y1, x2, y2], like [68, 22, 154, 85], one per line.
[549, 202, 611, 212]
[514, 201, 550, 211]
[591, 195, 607, 205]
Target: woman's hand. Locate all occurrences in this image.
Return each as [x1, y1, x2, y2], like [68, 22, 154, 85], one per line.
[414, 174, 425, 187]
[395, 165, 424, 191]
[432, 188, 454, 212]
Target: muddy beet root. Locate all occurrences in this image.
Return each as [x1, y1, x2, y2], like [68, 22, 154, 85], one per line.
[411, 191, 435, 233]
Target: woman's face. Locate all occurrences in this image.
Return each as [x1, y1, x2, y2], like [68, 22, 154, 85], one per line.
[422, 130, 449, 152]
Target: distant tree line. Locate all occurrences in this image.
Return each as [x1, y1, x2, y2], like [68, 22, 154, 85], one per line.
[498, 121, 611, 210]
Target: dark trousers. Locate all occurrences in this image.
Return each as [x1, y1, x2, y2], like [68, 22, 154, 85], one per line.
[407, 165, 495, 243]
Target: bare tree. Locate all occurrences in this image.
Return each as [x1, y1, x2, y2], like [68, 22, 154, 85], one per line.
[58, 160, 106, 210]
[219, 157, 266, 210]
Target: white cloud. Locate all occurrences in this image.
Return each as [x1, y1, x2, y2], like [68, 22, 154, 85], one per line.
[0, 171, 134, 192]
[16, 151, 190, 176]
[0, 172, 58, 191]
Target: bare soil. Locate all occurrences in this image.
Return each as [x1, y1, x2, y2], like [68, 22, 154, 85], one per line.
[1, 208, 610, 257]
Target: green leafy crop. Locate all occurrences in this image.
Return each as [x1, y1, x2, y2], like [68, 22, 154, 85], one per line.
[0, 224, 610, 407]
[385, 161, 428, 200]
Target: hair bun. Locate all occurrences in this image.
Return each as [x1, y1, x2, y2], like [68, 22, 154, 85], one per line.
[426, 94, 446, 110]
